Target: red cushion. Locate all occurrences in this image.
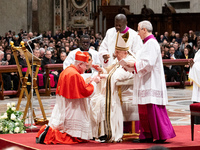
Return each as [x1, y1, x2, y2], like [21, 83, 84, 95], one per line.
[4, 90, 18, 95]
[190, 103, 200, 112]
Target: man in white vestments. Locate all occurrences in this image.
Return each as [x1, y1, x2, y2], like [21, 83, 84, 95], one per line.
[63, 34, 100, 70]
[99, 13, 143, 67]
[90, 31, 139, 142]
[125, 20, 176, 143]
[36, 51, 100, 144]
[189, 49, 200, 123]
[189, 49, 200, 102]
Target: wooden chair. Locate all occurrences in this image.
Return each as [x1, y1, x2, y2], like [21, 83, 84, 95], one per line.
[190, 102, 200, 141]
[0, 65, 21, 100]
[10, 41, 48, 125]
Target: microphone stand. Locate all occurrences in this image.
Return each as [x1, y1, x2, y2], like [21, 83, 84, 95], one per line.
[27, 35, 42, 130]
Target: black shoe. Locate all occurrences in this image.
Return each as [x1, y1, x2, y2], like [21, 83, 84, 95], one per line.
[99, 135, 107, 141]
[154, 139, 166, 143]
[36, 125, 50, 144]
[132, 138, 153, 143]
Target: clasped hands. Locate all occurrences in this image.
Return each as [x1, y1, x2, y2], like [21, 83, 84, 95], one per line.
[121, 60, 136, 72]
[85, 64, 103, 84]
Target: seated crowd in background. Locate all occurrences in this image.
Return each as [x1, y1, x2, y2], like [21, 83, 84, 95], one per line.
[0, 28, 199, 91]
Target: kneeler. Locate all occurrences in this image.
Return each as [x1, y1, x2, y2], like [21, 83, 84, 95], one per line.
[10, 41, 48, 125]
[117, 79, 140, 140]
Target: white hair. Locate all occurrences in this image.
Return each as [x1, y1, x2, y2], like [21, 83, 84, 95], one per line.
[60, 51, 67, 56]
[74, 60, 86, 65]
[138, 20, 153, 32]
[39, 48, 45, 52]
[0, 50, 4, 55]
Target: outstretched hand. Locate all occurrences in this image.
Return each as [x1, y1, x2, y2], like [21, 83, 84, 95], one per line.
[92, 64, 103, 74]
[126, 61, 135, 68]
[122, 61, 135, 72]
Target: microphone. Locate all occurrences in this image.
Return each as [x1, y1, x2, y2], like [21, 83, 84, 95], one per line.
[27, 34, 42, 42]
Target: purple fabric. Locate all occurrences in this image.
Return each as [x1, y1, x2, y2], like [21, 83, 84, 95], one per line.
[139, 104, 176, 140]
[143, 34, 156, 44]
[135, 121, 140, 133]
[121, 26, 129, 33]
[49, 74, 55, 87]
[123, 121, 140, 133]
[38, 74, 44, 86]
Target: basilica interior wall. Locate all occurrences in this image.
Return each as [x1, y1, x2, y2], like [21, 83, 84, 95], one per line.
[0, 0, 27, 36]
[1, 0, 200, 36]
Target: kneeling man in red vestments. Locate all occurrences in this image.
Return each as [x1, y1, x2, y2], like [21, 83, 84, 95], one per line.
[36, 51, 100, 144]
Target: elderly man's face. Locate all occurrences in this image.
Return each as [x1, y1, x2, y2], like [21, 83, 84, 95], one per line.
[115, 50, 126, 61]
[115, 19, 127, 33]
[137, 26, 145, 40]
[79, 62, 88, 74]
[45, 51, 52, 59]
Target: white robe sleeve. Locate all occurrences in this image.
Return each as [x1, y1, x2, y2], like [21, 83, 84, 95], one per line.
[189, 50, 200, 86]
[135, 40, 159, 78]
[89, 48, 101, 65]
[99, 30, 110, 67]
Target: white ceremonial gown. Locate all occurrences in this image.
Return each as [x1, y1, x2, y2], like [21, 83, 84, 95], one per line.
[99, 27, 143, 67]
[90, 55, 139, 142]
[189, 50, 200, 102]
[63, 47, 100, 69]
[49, 83, 96, 140]
[133, 38, 168, 105]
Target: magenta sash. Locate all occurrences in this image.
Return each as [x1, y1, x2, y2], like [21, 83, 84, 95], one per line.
[49, 74, 55, 87]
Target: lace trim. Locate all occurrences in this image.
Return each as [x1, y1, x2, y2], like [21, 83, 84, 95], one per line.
[139, 89, 163, 98]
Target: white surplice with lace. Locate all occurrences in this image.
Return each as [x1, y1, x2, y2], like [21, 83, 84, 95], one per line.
[49, 83, 96, 140]
[133, 38, 168, 105]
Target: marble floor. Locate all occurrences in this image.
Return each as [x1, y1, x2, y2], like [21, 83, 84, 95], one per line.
[0, 86, 193, 126]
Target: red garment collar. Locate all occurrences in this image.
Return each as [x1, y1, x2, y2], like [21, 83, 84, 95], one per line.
[69, 64, 82, 74]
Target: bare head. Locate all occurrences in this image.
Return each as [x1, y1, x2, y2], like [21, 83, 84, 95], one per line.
[115, 14, 127, 33]
[138, 20, 153, 40]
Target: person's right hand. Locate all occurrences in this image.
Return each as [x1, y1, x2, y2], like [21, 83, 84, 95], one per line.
[126, 61, 135, 68]
[85, 77, 91, 84]
[92, 64, 103, 74]
[103, 54, 110, 61]
[93, 75, 100, 84]
[188, 58, 194, 67]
